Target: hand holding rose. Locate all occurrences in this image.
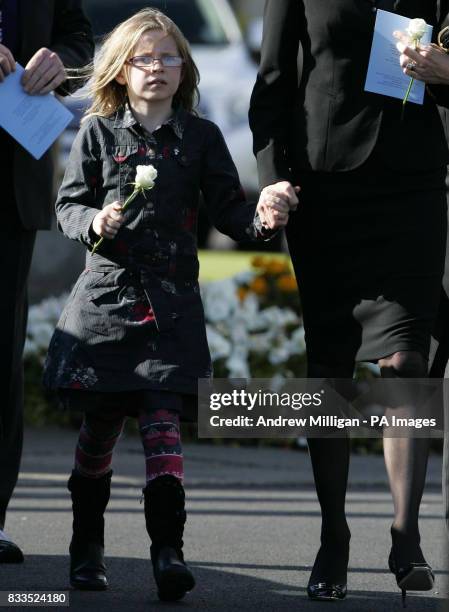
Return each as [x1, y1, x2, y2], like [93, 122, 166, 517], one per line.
[92, 202, 125, 240]
[91, 165, 158, 253]
[395, 30, 449, 85]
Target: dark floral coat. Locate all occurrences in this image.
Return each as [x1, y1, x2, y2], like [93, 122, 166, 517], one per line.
[43, 104, 271, 399]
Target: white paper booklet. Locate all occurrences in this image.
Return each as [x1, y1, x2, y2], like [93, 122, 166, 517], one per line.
[365, 9, 433, 105]
[0, 63, 73, 159]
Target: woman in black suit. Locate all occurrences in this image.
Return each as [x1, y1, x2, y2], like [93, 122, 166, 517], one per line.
[397, 20, 449, 578]
[250, 0, 449, 604]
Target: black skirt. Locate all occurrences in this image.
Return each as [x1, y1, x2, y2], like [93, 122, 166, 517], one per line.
[286, 149, 447, 365]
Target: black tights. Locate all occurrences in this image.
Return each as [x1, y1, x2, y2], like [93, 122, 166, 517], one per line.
[307, 351, 429, 584]
[307, 361, 353, 586]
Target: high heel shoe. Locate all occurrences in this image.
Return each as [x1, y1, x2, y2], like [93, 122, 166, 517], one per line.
[306, 537, 349, 602]
[388, 548, 434, 608]
[306, 581, 347, 601]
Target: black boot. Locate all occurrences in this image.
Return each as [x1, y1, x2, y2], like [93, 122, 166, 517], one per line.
[67, 469, 111, 590]
[143, 475, 195, 601]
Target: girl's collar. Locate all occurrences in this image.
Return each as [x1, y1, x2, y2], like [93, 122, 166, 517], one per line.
[113, 102, 186, 140]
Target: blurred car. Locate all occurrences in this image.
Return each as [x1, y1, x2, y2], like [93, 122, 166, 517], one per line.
[58, 0, 259, 203]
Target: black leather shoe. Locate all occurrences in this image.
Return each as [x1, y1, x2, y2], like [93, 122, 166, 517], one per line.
[307, 534, 350, 602]
[70, 541, 108, 590]
[153, 546, 195, 602]
[0, 538, 24, 563]
[388, 549, 434, 608]
[307, 582, 347, 601]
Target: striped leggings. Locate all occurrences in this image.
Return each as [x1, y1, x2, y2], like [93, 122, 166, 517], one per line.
[74, 405, 183, 483]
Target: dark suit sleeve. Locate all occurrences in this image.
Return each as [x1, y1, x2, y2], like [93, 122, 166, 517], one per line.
[427, 4, 449, 107]
[248, 0, 301, 189]
[55, 119, 101, 248]
[201, 122, 278, 243]
[49, 0, 94, 96]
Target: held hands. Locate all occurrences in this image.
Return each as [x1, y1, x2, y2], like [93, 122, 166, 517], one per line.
[256, 181, 300, 230]
[395, 33, 449, 85]
[92, 202, 125, 240]
[0, 44, 66, 93]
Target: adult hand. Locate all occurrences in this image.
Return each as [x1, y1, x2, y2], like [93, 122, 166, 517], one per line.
[0, 44, 15, 82]
[92, 202, 125, 239]
[395, 36, 449, 85]
[257, 181, 300, 230]
[22, 47, 66, 94]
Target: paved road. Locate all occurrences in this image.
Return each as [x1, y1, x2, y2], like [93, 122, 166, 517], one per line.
[0, 428, 447, 611]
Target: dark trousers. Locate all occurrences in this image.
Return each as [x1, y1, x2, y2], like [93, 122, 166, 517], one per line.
[0, 145, 36, 529]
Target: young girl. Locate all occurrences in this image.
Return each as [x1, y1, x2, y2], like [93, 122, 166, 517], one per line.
[43, 8, 289, 602]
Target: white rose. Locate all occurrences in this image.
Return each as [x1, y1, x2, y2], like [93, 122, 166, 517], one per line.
[406, 18, 427, 43]
[135, 164, 158, 189]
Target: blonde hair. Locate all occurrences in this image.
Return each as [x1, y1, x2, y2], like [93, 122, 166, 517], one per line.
[82, 8, 200, 119]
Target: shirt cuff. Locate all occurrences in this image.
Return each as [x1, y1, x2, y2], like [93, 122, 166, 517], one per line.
[251, 210, 281, 242]
[82, 209, 101, 248]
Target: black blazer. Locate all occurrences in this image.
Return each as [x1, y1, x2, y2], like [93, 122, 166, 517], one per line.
[249, 0, 449, 189]
[2, 0, 94, 229]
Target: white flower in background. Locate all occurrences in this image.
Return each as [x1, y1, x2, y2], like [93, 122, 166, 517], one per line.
[248, 330, 275, 353]
[23, 338, 38, 359]
[288, 326, 306, 355]
[268, 338, 291, 365]
[226, 350, 250, 379]
[206, 325, 231, 361]
[239, 293, 260, 329]
[30, 322, 56, 350]
[25, 294, 69, 360]
[233, 270, 256, 285]
[135, 164, 158, 189]
[229, 312, 249, 347]
[259, 306, 299, 329]
[28, 294, 68, 327]
[202, 279, 238, 322]
[406, 18, 427, 43]
[270, 373, 286, 392]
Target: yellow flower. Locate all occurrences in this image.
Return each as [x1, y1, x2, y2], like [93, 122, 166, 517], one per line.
[266, 259, 290, 276]
[250, 277, 269, 295]
[277, 274, 298, 293]
[251, 255, 268, 269]
[237, 287, 249, 302]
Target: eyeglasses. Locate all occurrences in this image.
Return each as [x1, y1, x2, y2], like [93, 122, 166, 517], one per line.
[127, 55, 184, 68]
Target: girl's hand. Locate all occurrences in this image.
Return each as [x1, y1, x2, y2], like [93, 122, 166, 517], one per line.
[92, 202, 125, 239]
[395, 33, 449, 85]
[257, 182, 300, 230]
